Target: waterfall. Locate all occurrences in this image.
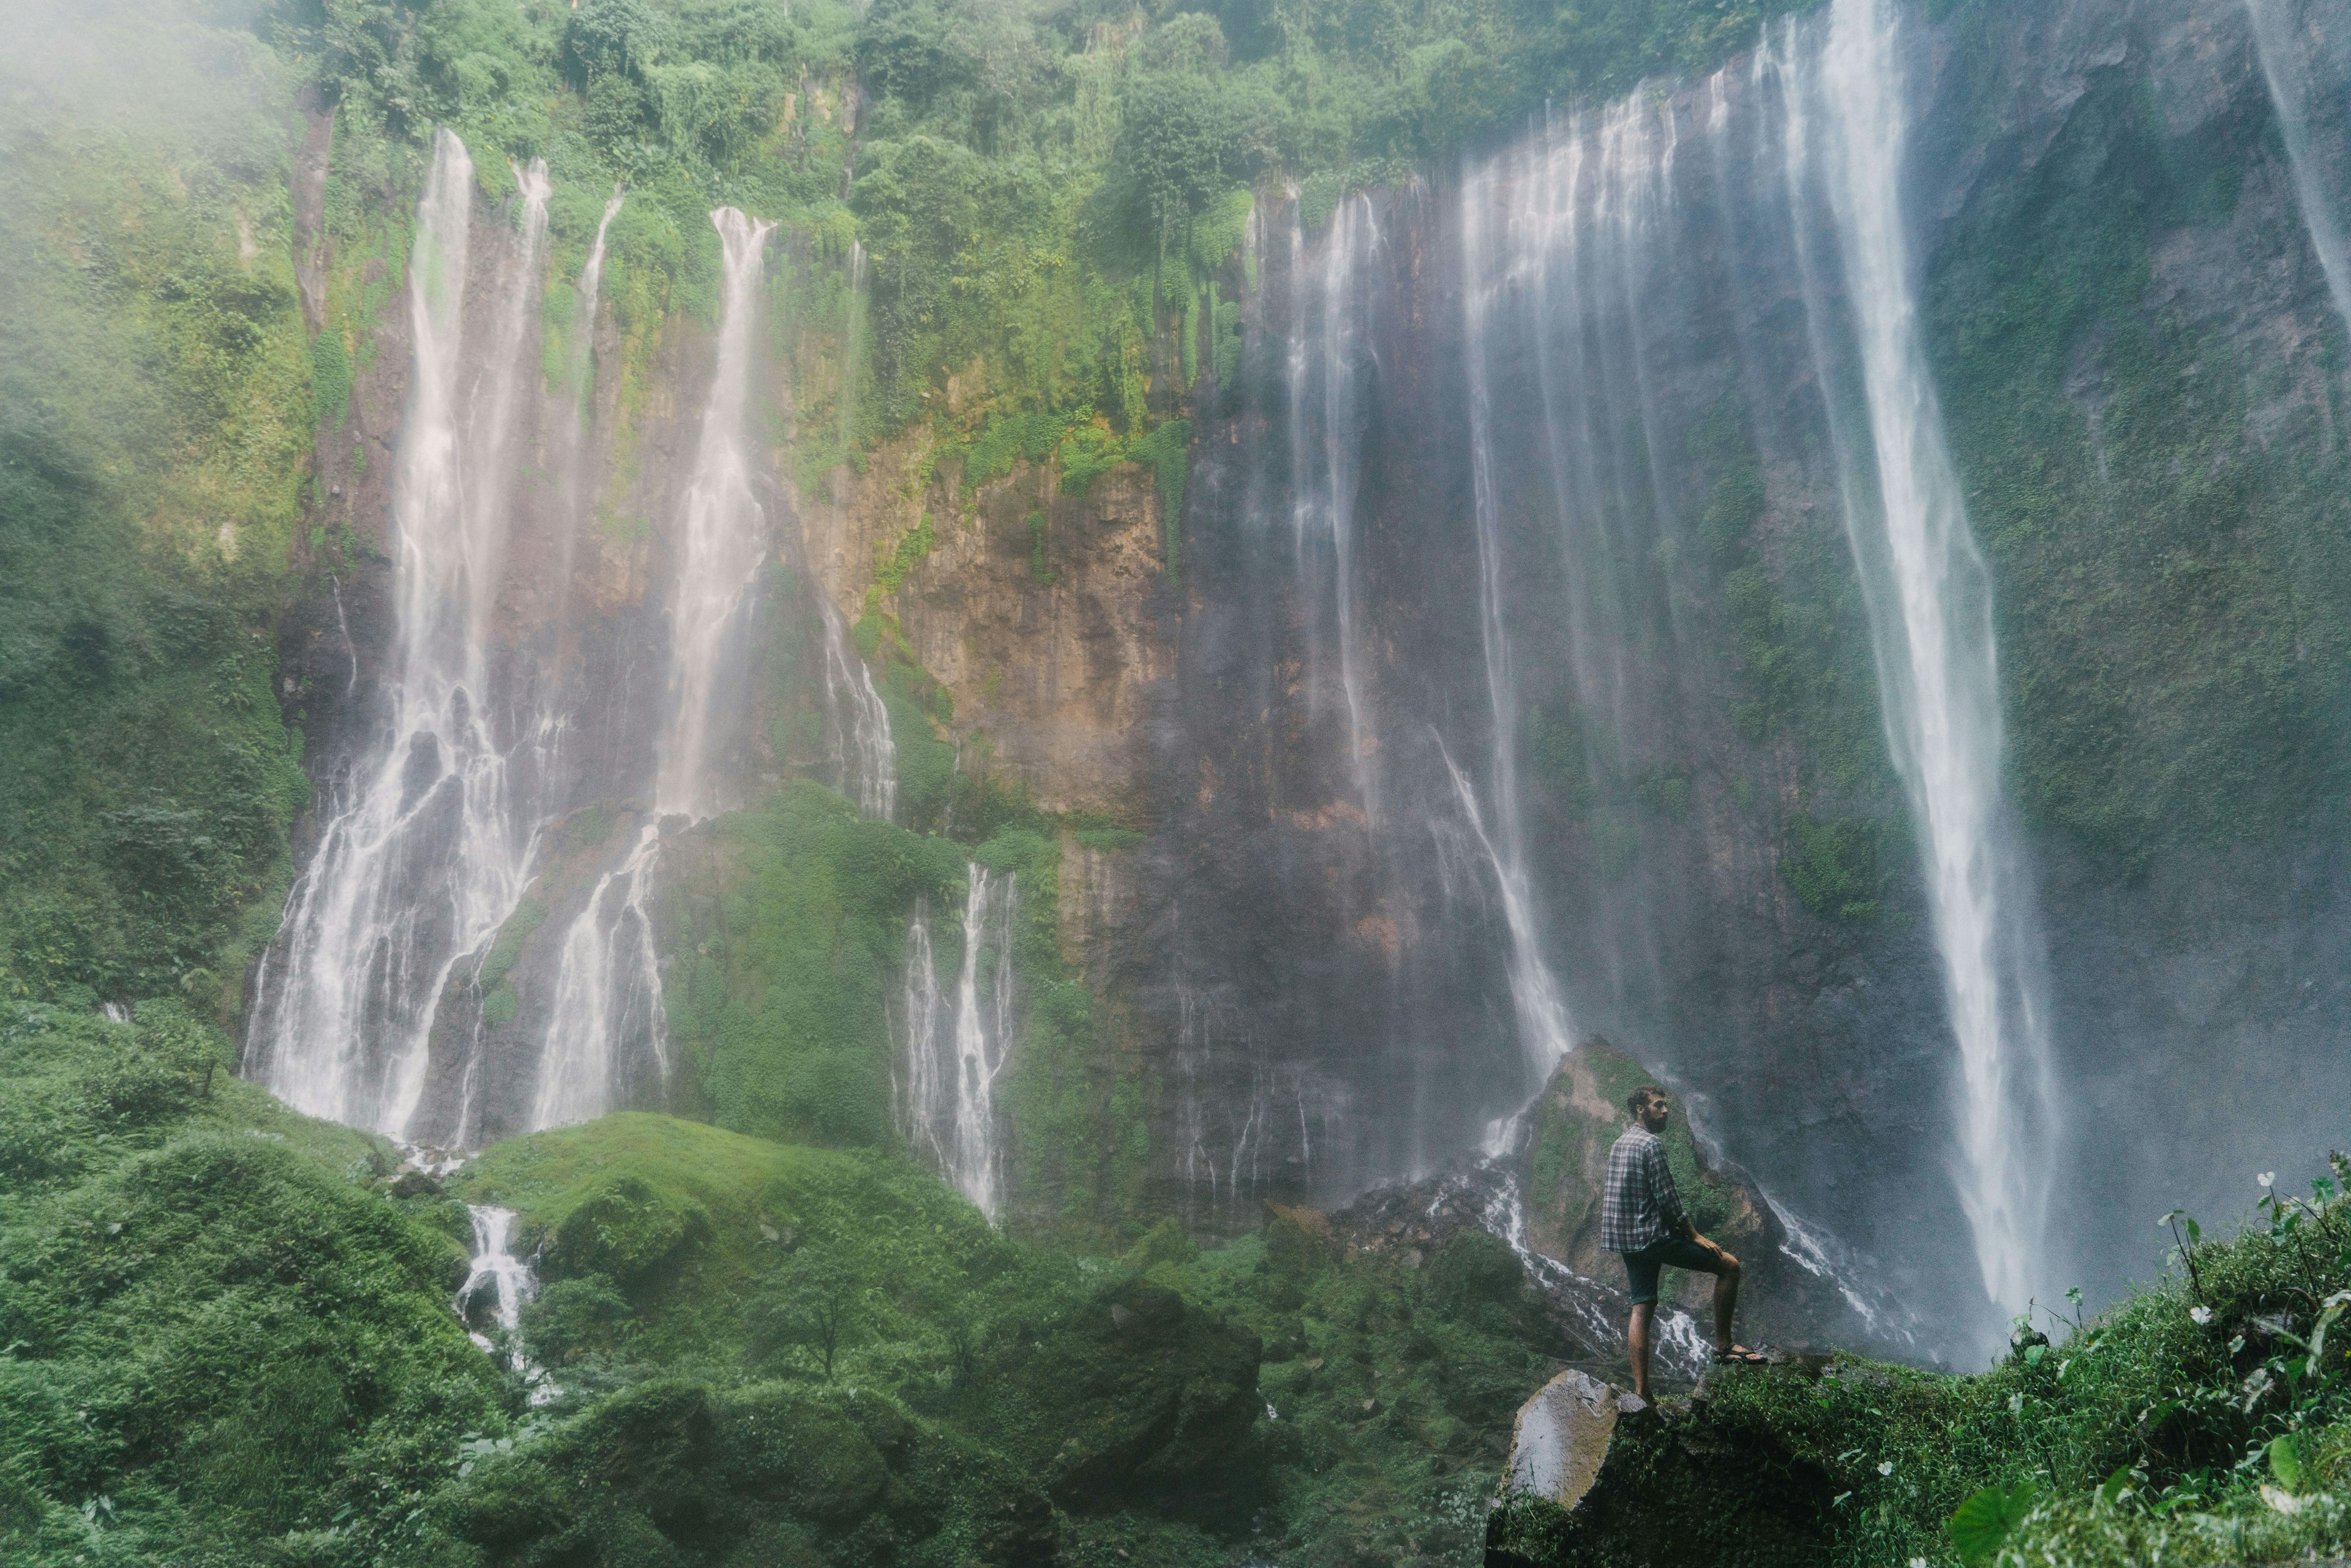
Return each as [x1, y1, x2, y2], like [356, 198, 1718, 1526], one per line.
[1455, 173, 1580, 1111]
[456, 1204, 557, 1401]
[2244, 0, 2351, 337]
[820, 606, 897, 819]
[656, 207, 778, 821]
[1283, 195, 1381, 822]
[529, 823, 667, 1130]
[244, 134, 553, 1136]
[841, 240, 868, 466]
[568, 189, 625, 419]
[527, 208, 774, 1131]
[898, 867, 1018, 1217]
[1777, 0, 2057, 1313]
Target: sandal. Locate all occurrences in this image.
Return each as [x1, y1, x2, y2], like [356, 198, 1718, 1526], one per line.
[1711, 1346, 1770, 1365]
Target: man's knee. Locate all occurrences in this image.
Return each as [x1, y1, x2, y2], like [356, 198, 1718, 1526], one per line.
[1716, 1253, 1742, 1278]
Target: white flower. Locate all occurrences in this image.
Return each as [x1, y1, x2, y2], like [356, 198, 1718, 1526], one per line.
[2190, 1305, 2213, 1326]
[1878, 1460, 1895, 1476]
[2259, 1171, 2277, 1189]
[2262, 1484, 2306, 1516]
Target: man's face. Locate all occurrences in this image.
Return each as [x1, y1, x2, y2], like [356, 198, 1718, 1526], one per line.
[1638, 1095, 1670, 1132]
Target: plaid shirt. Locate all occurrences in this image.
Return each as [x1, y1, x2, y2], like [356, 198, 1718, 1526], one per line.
[1600, 1125, 1689, 1253]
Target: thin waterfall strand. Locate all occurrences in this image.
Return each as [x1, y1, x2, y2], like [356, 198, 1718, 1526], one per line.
[2244, 0, 2351, 337]
[657, 208, 777, 820]
[899, 868, 1018, 1217]
[1284, 196, 1381, 822]
[1455, 181, 1578, 1109]
[530, 823, 666, 1130]
[821, 606, 898, 820]
[1802, 0, 2057, 1311]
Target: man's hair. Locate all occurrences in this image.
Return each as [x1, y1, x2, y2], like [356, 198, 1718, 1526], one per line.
[1626, 1085, 1668, 1116]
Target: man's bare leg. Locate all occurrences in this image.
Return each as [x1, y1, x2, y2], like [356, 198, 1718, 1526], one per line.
[1627, 1302, 1653, 1400]
[1712, 1254, 1743, 1353]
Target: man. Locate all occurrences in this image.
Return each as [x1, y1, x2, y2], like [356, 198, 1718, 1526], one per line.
[1602, 1084, 1764, 1398]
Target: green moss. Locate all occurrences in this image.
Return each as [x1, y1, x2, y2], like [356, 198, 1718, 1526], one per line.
[476, 895, 547, 994]
[0, 1001, 498, 1558]
[1782, 813, 1889, 923]
[1927, 47, 2351, 865]
[661, 782, 965, 1147]
[0, 6, 313, 1013]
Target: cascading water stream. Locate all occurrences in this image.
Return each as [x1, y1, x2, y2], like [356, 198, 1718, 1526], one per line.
[1774, 0, 2058, 1313]
[898, 867, 1017, 1217]
[456, 1204, 557, 1402]
[657, 208, 779, 821]
[2244, 0, 2351, 337]
[244, 133, 553, 1136]
[1454, 181, 1579, 1118]
[530, 823, 666, 1131]
[528, 208, 776, 1131]
[566, 190, 625, 421]
[1283, 195, 1381, 822]
[820, 605, 897, 820]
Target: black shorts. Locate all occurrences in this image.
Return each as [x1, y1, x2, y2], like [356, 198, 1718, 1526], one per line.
[1621, 1236, 1717, 1305]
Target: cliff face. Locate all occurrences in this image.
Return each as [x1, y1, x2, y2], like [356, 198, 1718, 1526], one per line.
[252, 0, 2351, 1363]
[798, 419, 1172, 822]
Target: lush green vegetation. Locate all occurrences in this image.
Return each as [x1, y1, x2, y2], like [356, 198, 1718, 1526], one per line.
[0, 4, 312, 1008]
[0, 1002, 1597, 1566]
[1493, 1157, 2351, 1567]
[656, 780, 1151, 1236]
[0, 1000, 500, 1562]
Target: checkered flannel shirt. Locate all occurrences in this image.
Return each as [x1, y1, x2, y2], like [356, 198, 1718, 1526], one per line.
[1600, 1124, 1689, 1254]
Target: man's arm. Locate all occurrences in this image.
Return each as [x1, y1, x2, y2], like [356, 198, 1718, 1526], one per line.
[1646, 1139, 1691, 1239]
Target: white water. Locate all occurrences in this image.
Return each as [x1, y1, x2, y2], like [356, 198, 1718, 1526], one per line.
[457, 1204, 557, 1402]
[657, 207, 778, 820]
[1780, 0, 2057, 1313]
[1453, 181, 1581, 1109]
[1468, 1168, 1711, 1377]
[899, 868, 1018, 1217]
[567, 190, 625, 415]
[2245, 0, 2351, 337]
[245, 135, 553, 1136]
[528, 208, 774, 1131]
[1283, 195, 1381, 822]
[820, 606, 897, 819]
[530, 823, 667, 1130]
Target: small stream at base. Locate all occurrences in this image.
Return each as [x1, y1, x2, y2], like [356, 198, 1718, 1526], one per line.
[457, 1204, 558, 1405]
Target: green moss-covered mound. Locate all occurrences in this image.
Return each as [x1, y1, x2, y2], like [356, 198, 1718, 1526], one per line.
[0, 1001, 500, 1562]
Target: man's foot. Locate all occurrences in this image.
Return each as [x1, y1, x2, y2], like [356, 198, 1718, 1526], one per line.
[1711, 1345, 1769, 1365]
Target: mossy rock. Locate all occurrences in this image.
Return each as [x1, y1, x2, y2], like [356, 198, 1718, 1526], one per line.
[543, 1173, 714, 1291]
[1487, 1395, 1836, 1567]
[983, 1275, 1264, 1505]
[440, 1377, 1056, 1565]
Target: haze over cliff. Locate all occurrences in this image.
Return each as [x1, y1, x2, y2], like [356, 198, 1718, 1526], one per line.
[6, 0, 2351, 1559]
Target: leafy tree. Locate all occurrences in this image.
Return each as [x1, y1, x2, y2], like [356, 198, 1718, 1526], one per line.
[1118, 73, 1227, 260]
[566, 0, 672, 83]
[748, 1245, 867, 1379]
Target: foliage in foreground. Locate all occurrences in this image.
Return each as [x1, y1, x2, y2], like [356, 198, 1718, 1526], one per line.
[0, 1002, 1587, 1567]
[1491, 1158, 2351, 1567]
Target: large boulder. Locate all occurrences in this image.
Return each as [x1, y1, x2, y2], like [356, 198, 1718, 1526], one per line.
[984, 1275, 1264, 1505]
[1487, 1371, 1837, 1567]
[1505, 1370, 1646, 1511]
